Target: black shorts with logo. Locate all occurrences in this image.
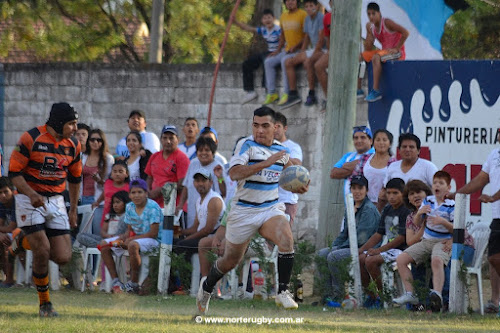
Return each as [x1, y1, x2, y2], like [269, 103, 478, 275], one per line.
[488, 219, 500, 257]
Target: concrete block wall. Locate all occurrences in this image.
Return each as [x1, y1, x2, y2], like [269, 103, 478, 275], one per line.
[2, 63, 368, 240]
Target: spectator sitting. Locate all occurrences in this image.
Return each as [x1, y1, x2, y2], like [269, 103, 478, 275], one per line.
[145, 125, 190, 208]
[0, 177, 18, 287]
[124, 131, 152, 181]
[199, 127, 227, 164]
[359, 2, 409, 102]
[358, 178, 410, 308]
[330, 126, 374, 198]
[101, 179, 162, 294]
[314, 0, 332, 111]
[93, 160, 130, 227]
[116, 110, 160, 158]
[75, 123, 90, 155]
[349, 129, 396, 211]
[177, 137, 226, 229]
[282, 0, 324, 109]
[317, 175, 380, 302]
[393, 171, 475, 312]
[76, 191, 130, 248]
[263, 0, 307, 106]
[234, 9, 281, 105]
[179, 118, 200, 160]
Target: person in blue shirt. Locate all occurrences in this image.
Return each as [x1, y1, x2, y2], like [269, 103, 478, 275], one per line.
[330, 126, 374, 198]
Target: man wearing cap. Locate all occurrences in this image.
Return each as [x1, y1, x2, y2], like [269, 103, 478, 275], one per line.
[200, 126, 227, 165]
[317, 175, 380, 302]
[9, 102, 82, 317]
[330, 126, 374, 198]
[144, 125, 190, 207]
[174, 168, 225, 262]
[116, 110, 161, 158]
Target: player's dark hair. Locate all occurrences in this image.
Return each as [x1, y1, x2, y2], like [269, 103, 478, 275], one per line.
[77, 123, 90, 133]
[367, 2, 380, 12]
[196, 136, 217, 155]
[398, 133, 421, 150]
[0, 176, 14, 191]
[184, 117, 199, 128]
[386, 178, 405, 193]
[275, 112, 287, 127]
[403, 180, 432, 211]
[433, 170, 452, 186]
[262, 9, 274, 17]
[373, 129, 394, 156]
[254, 106, 276, 123]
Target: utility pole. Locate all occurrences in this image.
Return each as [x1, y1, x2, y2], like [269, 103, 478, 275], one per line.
[316, 0, 362, 248]
[149, 0, 165, 63]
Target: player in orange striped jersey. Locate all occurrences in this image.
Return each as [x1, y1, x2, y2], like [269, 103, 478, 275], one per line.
[9, 102, 82, 317]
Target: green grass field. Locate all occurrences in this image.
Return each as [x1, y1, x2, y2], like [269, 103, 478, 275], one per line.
[0, 288, 498, 333]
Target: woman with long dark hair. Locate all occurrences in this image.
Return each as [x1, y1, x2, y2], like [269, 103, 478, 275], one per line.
[124, 131, 152, 181]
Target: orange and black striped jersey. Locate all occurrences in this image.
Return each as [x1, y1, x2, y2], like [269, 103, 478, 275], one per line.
[9, 125, 82, 196]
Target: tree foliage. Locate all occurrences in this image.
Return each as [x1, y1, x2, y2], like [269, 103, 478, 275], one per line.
[442, 0, 500, 59]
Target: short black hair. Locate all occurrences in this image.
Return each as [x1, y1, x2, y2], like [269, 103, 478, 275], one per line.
[0, 177, 14, 191]
[367, 2, 380, 11]
[253, 106, 276, 122]
[184, 117, 199, 127]
[398, 133, 421, 150]
[275, 112, 287, 127]
[196, 136, 217, 154]
[283, 0, 301, 5]
[77, 123, 90, 132]
[304, 0, 318, 4]
[386, 178, 405, 193]
[262, 9, 274, 17]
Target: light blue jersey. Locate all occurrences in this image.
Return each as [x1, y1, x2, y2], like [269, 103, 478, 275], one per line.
[422, 195, 455, 239]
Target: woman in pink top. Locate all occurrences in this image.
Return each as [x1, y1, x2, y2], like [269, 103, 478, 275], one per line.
[359, 2, 409, 102]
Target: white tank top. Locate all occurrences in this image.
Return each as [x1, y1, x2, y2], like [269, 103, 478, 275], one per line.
[196, 189, 226, 232]
[363, 154, 389, 203]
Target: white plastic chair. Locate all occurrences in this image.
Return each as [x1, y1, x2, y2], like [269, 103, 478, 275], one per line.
[466, 222, 491, 315]
[104, 251, 154, 292]
[379, 235, 405, 308]
[190, 254, 201, 297]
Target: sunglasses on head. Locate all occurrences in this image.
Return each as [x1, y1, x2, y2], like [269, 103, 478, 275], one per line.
[352, 126, 368, 134]
[89, 138, 103, 143]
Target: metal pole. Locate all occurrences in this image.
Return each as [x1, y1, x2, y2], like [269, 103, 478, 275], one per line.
[346, 193, 362, 302]
[449, 193, 469, 314]
[149, 0, 165, 63]
[317, 0, 362, 248]
[157, 182, 177, 294]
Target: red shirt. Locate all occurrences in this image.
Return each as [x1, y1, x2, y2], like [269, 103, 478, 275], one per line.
[323, 12, 331, 37]
[100, 179, 129, 225]
[145, 149, 189, 207]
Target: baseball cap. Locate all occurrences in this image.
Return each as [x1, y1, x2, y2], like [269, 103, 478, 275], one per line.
[129, 110, 146, 119]
[200, 126, 218, 141]
[350, 175, 368, 189]
[193, 168, 212, 180]
[129, 179, 148, 192]
[162, 125, 178, 136]
[353, 126, 373, 139]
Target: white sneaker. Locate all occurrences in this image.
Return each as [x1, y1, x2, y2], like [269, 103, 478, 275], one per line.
[241, 91, 258, 105]
[236, 286, 254, 300]
[275, 290, 298, 310]
[196, 276, 212, 314]
[393, 292, 419, 305]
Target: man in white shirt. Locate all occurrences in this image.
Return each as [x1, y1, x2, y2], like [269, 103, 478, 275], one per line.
[116, 110, 161, 157]
[178, 117, 200, 160]
[275, 112, 303, 227]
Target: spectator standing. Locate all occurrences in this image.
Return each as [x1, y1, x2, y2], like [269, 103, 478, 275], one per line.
[234, 9, 281, 105]
[124, 131, 152, 181]
[177, 137, 226, 229]
[263, 0, 307, 106]
[330, 126, 374, 198]
[75, 123, 90, 155]
[145, 125, 190, 207]
[275, 112, 303, 226]
[179, 118, 200, 160]
[200, 127, 228, 164]
[359, 2, 409, 102]
[315, 1, 332, 111]
[116, 110, 160, 158]
[281, 0, 324, 109]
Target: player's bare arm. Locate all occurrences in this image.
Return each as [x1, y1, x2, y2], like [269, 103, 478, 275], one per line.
[10, 176, 44, 208]
[447, 170, 489, 199]
[229, 150, 287, 181]
[67, 182, 80, 229]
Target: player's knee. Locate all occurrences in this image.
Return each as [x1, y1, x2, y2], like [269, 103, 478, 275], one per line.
[52, 249, 71, 265]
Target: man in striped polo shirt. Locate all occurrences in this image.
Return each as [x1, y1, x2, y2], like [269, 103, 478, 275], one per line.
[9, 103, 82, 317]
[196, 106, 309, 314]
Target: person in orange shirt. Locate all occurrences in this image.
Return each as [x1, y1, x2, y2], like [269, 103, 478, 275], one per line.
[9, 102, 82, 317]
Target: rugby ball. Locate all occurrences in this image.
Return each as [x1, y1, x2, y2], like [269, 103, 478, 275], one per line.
[279, 165, 310, 192]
